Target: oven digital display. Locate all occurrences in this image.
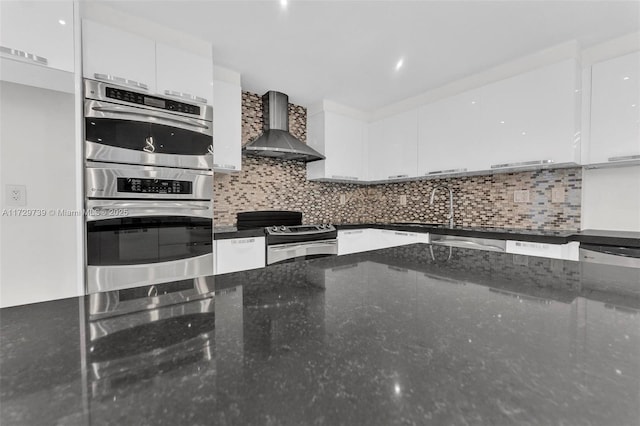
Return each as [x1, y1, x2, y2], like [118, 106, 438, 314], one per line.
[144, 97, 166, 108]
[117, 178, 192, 194]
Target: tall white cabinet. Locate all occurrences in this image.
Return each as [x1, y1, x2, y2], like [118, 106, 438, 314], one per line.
[588, 51, 640, 166]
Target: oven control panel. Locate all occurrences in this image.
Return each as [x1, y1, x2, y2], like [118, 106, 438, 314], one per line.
[117, 177, 192, 195]
[105, 87, 201, 115]
[266, 224, 335, 235]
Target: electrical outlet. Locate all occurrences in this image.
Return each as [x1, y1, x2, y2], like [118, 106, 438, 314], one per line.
[339, 194, 346, 205]
[513, 190, 529, 203]
[551, 186, 565, 203]
[399, 194, 407, 206]
[5, 184, 26, 206]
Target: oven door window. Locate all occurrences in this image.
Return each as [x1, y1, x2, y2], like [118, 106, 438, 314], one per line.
[87, 217, 212, 266]
[85, 117, 211, 155]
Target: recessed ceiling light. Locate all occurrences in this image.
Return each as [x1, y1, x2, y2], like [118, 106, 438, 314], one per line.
[623, 76, 630, 81]
[58, 19, 66, 25]
[395, 58, 404, 71]
[471, 100, 477, 105]
[521, 131, 527, 136]
[499, 120, 505, 124]
[280, 0, 288, 8]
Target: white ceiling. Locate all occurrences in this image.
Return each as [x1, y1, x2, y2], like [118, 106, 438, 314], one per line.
[105, 0, 640, 111]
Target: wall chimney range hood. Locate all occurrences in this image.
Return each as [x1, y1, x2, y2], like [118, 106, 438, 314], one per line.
[243, 91, 325, 162]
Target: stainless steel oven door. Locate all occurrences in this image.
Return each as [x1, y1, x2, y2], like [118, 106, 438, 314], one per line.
[267, 239, 338, 265]
[84, 99, 213, 169]
[85, 162, 213, 201]
[86, 199, 213, 293]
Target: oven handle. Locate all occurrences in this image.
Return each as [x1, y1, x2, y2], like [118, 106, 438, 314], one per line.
[269, 240, 338, 251]
[91, 105, 210, 130]
[86, 200, 212, 221]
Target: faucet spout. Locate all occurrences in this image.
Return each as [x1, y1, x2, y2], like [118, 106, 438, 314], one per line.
[429, 185, 455, 228]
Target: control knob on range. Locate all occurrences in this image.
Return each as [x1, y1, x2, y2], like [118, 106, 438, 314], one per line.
[270, 226, 278, 232]
[280, 226, 287, 231]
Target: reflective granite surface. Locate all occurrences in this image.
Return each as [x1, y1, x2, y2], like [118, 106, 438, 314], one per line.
[2, 245, 639, 425]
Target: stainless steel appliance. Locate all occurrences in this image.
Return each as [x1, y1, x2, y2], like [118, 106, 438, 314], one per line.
[266, 224, 338, 265]
[86, 278, 215, 399]
[84, 79, 213, 170]
[85, 162, 213, 293]
[579, 244, 640, 268]
[242, 91, 324, 162]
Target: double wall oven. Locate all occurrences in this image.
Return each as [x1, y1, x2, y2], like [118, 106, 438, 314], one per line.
[84, 79, 214, 294]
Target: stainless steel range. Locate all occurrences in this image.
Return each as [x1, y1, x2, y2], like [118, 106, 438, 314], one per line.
[236, 211, 338, 265]
[266, 224, 338, 265]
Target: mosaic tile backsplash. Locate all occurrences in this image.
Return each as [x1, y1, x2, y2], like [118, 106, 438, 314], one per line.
[214, 92, 582, 230]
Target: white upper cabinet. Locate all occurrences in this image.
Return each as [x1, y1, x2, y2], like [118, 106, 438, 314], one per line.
[82, 20, 156, 92]
[418, 88, 484, 176]
[83, 20, 213, 103]
[368, 109, 418, 181]
[480, 59, 580, 170]
[156, 43, 213, 105]
[212, 76, 242, 172]
[0, 0, 75, 73]
[588, 51, 640, 165]
[307, 111, 367, 182]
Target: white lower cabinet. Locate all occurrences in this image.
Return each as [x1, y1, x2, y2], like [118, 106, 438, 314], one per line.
[337, 229, 371, 255]
[505, 240, 580, 261]
[215, 237, 266, 275]
[338, 229, 428, 255]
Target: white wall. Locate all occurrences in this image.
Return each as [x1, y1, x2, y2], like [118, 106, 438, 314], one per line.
[581, 165, 640, 232]
[0, 82, 81, 307]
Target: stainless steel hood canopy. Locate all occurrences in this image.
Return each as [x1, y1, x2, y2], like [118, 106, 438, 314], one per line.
[243, 91, 325, 162]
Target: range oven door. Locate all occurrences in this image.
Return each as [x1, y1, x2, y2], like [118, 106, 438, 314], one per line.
[267, 239, 338, 265]
[86, 199, 214, 294]
[84, 94, 213, 170]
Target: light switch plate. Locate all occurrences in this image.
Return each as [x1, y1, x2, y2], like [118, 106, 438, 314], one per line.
[399, 194, 407, 206]
[5, 184, 26, 206]
[339, 194, 346, 205]
[514, 190, 529, 203]
[551, 186, 565, 203]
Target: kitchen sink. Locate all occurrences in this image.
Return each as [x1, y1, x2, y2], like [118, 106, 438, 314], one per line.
[429, 234, 506, 252]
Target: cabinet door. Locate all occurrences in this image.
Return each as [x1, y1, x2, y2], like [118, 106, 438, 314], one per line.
[367, 110, 418, 182]
[324, 112, 366, 181]
[212, 79, 242, 172]
[418, 88, 484, 176]
[82, 20, 156, 92]
[0, 1, 74, 72]
[590, 51, 640, 165]
[215, 237, 265, 275]
[156, 43, 213, 105]
[481, 59, 579, 169]
[337, 229, 370, 255]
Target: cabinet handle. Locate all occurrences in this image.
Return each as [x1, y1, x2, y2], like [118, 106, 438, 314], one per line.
[608, 155, 640, 162]
[394, 232, 409, 236]
[94, 73, 149, 91]
[491, 159, 553, 169]
[0, 45, 47, 66]
[343, 230, 364, 235]
[231, 238, 255, 244]
[331, 175, 359, 180]
[213, 164, 237, 170]
[426, 168, 467, 176]
[164, 90, 208, 104]
[388, 174, 409, 179]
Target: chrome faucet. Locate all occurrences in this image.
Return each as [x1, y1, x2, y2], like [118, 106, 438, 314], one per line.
[429, 185, 454, 228]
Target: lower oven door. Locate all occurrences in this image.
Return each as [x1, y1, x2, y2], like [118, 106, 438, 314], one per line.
[86, 199, 213, 293]
[267, 239, 338, 265]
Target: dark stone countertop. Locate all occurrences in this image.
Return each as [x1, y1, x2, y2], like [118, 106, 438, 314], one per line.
[2, 244, 639, 425]
[213, 226, 265, 240]
[214, 223, 640, 247]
